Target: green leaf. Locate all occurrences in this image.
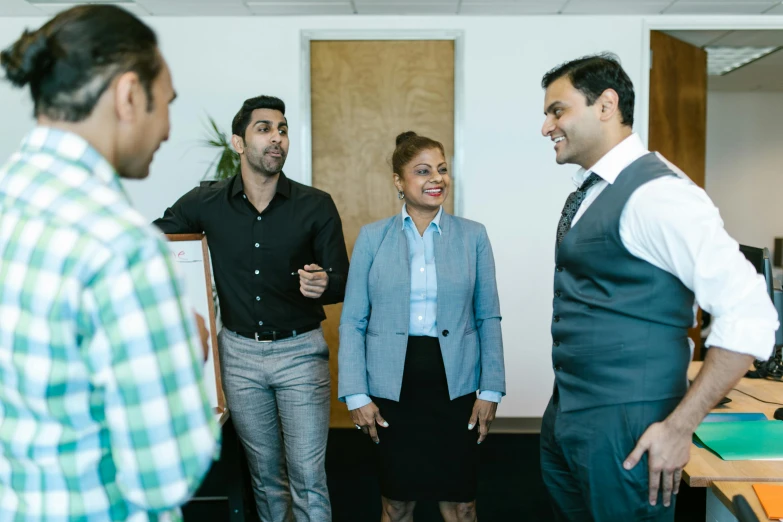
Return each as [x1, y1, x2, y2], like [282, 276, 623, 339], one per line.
[201, 114, 239, 181]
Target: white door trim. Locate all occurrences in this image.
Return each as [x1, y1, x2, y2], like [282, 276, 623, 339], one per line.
[638, 15, 783, 147]
[300, 29, 466, 216]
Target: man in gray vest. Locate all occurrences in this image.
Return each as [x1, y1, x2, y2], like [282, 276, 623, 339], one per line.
[538, 53, 779, 521]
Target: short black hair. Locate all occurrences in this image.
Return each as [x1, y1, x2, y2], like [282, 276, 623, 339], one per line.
[231, 96, 286, 139]
[0, 5, 161, 122]
[541, 53, 635, 127]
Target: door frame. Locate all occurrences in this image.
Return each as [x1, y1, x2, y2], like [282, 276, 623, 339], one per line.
[640, 16, 783, 361]
[300, 29, 466, 216]
[639, 15, 783, 148]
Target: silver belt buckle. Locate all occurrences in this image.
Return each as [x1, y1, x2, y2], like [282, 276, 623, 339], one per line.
[254, 332, 273, 343]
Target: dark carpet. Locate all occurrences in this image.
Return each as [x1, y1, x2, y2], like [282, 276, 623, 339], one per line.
[325, 429, 705, 522]
[186, 423, 707, 521]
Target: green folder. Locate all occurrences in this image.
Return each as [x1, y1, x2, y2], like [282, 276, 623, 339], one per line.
[693, 420, 783, 461]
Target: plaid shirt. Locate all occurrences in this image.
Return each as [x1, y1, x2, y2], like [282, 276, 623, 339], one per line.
[0, 127, 219, 521]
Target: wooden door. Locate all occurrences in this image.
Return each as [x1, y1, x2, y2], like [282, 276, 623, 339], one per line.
[648, 30, 707, 358]
[310, 40, 455, 427]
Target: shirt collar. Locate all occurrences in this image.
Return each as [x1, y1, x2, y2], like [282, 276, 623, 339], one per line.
[401, 204, 443, 234]
[232, 171, 291, 199]
[20, 126, 125, 196]
[572, 132, 648, 188]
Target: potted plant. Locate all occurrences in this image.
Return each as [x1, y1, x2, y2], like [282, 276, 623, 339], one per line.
[202, 115, 239, 181]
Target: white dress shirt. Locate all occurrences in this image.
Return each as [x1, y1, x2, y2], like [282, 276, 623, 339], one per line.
[570, 133, 778, 361]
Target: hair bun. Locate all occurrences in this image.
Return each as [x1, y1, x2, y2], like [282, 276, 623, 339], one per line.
[395, 131, 418, 147]
[0, 29, 54, 88]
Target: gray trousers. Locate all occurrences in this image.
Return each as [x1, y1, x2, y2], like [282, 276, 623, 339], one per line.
[218, 328, 331, 522]
[540, 392, 681, 522]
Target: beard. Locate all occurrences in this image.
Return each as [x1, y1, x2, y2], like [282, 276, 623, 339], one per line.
[246, 145, 287, 177]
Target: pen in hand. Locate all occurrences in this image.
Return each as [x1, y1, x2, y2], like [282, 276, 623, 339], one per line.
[290, 267, 332, 276]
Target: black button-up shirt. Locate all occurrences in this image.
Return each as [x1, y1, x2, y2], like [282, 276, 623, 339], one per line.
[153, 173, 349, 333]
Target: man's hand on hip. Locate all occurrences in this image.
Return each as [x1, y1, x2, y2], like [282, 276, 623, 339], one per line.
[623, 419, 691, 507]
[624, 347, 755, 509]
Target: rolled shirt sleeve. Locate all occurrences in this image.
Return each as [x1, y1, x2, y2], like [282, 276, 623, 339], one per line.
[621, 166, 778, 361]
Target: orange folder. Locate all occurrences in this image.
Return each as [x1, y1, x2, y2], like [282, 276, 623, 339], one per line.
[753, 483, 783, 519]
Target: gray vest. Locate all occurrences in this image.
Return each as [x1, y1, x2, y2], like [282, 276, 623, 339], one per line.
[552, 153, 695, 412]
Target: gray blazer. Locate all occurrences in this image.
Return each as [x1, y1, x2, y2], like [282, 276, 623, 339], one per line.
[338, 212, 505, 402]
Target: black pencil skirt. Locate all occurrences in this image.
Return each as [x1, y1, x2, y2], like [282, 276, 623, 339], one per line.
[371, 336, 479, 502]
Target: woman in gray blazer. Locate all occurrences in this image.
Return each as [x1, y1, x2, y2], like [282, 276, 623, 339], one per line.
[338, 131, 506, 522]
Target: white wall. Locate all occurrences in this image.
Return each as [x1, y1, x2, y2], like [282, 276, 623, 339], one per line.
[0, 14, 646, 418]
[0, 18, 37, 165]
[706, 91, 783, 262]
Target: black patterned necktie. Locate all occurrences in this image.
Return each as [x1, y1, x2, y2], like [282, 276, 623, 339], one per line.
[556, 172, 602, 248]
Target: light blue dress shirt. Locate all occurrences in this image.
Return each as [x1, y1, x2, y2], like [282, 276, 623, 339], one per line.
[405, 203, 441, 337]
[346, 206, 502, 410]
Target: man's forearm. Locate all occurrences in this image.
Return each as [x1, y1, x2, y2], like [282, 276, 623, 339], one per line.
[666, 347, 753, 434]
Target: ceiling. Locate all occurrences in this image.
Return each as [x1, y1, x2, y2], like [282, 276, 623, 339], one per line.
[1, 0, 783, 17]
[664, 30, 783, 91]
[4, 1, 782, 91]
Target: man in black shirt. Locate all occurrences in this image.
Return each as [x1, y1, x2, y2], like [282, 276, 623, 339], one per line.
[154, 96, 347, 522]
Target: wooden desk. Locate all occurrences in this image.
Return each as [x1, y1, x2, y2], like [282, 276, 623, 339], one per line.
[684, 362, 783, 488]
[711, 481, 782, 521]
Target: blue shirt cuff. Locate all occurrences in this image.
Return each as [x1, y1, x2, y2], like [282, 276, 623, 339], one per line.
[345, 393, 372, 411]
[478, 390, 502, 403]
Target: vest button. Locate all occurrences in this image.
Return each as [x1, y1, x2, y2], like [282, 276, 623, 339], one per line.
[556, 266, 563, 272]
[553, 316, 560, 323]
[554, 365, 562, 371]
[553, 341, 561, 347]
[442, 330, 449, 337]
[555, 291, 562, 298]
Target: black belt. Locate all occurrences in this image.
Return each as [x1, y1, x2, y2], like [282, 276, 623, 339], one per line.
[235, 324, 319, 343]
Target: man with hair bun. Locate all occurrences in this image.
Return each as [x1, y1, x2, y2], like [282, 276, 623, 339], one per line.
[0, 5, 218, 520]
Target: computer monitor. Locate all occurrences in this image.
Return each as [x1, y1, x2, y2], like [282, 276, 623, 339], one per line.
[739, 245, 783, 378]
[773, 279, 783, 348]
[770, 281, 783, 378]
[739, 244, 765, 272]
[738, 244, 774, 301]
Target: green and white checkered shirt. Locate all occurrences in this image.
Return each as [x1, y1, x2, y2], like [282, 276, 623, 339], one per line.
[0, 127, 219, 521]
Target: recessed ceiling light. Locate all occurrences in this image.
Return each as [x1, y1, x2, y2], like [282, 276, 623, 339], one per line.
[705, 46, 780, 76]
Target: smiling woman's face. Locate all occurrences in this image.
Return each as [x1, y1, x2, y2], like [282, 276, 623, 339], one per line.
[394, 147, 450, 213]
